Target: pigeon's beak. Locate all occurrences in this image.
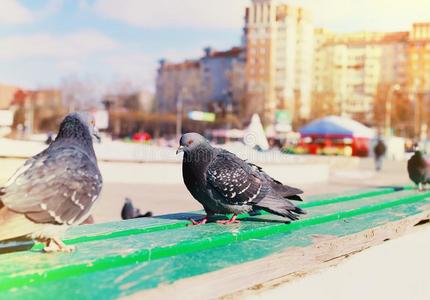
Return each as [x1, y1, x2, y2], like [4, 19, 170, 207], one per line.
[93, 127, 101, 143]
[176, 146, 184, 155]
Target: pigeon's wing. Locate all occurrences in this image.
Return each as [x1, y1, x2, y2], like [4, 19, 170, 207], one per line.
[206, 151, 270, 205]
[1, 146, 102, 225]
[247, 162, 303, 200]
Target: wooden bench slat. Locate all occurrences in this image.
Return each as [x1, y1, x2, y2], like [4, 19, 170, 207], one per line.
[36, 187, 402, 248]
[3, 197, 429, 300]
[0, 189, 428, 293]
[1, 187, 397, 252]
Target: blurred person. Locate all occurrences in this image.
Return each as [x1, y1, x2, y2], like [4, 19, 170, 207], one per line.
[374, 139, 386, 171]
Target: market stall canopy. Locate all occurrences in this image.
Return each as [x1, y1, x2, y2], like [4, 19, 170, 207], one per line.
[299, 115, 375, 138]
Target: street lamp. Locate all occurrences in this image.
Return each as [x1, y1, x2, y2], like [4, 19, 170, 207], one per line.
[176, 88, 187, 139]
[384, 83, 401, 136]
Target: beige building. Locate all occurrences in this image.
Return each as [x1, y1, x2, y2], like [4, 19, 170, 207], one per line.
[155, 60, 204, 114]
[313, 30, 409, 123]
[408, 23, 430, 138]
[244, 0, 314, 125]
[155, 47, 245, 116]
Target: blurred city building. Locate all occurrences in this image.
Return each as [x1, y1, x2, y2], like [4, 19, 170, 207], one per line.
[313, 30, 409, 124]
[408, 23, 430, 139]
[0, 84, 64, 135]
[0, 84, 21, 110]
[156, 59, 204, 114]
[11, 89, 65, 135]
[154, 1, 429, 140]
[314, 22, 430, 138]
[156, 47, 245, 115]
[103, 91, 154, 113]
[244, 0, 313, 125]
[102, 90, 156, 138]
[154, 47, 244, 136]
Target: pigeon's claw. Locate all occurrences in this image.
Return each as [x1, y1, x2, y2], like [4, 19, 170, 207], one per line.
[188, 217, 208, 226]
[43, 238, 76, 253]
[216, 214, 240, 225]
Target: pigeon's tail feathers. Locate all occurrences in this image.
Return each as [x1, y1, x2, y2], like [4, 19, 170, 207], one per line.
[285, 194, 303, 201]
[254, 205, 303, 220]
[0, 207, 37, 241]
[254, 193, 305, 221]
[136, 211, 153, 218]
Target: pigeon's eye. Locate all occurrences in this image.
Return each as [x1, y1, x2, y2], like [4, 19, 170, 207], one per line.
[90, 119, 95, 126]
[188, 140, 193, 145]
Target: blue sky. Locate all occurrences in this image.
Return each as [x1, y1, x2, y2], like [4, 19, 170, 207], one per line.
[1, 0, 429, 92]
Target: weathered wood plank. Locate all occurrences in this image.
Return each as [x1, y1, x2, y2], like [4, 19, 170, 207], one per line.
[0, 187, 398, 253]
[0, 189, 428, 295]
[3, 198, 430, 300]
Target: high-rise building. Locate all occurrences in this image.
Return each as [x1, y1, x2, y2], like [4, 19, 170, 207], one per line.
[408, 23, 430, 138]
[244, 0, 314, 125]
[313, 30, 409, 123]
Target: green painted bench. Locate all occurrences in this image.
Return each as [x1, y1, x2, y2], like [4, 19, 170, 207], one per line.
[1, 187, 430, 300]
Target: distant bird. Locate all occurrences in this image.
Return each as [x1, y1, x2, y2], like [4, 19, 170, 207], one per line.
[407, 150, 429, 191]
[177, 133, 305, 225]
[121, 198, 153, 220]
[0, 112, 103, 252]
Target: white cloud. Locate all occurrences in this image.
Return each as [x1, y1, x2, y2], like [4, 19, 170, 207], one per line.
[34, 0, 64, 20]
[99, 52, 157, 89]
[0, 28, 159, 90]
[94, 0, 249, 29]
[0, 30, 118, 60]
[0, 0, 63, 25]
[0, 0, 33, 24]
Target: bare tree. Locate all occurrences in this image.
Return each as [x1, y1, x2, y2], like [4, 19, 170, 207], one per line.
[59, 75, 103, 111]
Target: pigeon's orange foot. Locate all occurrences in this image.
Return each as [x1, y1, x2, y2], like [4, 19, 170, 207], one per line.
[216, 214, 240, 225]
[43, 238, 76, 253]
[188, 217, 208, 226]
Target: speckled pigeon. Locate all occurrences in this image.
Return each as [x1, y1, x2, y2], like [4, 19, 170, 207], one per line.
[177, 133, 305, 225]
[0, 112, 103, 252]
[407, 150, 429, 191]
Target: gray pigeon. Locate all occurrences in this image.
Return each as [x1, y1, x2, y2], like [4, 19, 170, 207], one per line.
[177, 133, 305, 225]
[0, 112, 103, 252]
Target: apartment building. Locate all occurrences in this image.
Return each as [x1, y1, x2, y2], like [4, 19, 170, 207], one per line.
[155, 59, 204, 114]
[244, 0, 314, 125]
[313, 30, 409, 123]
[155, 47, 245, 115]
[408, 23, 430, 137]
